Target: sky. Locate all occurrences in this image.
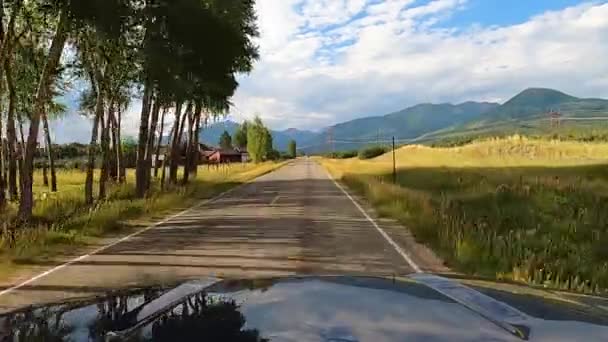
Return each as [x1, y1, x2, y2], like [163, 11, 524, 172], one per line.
[51, 0, 608, 143]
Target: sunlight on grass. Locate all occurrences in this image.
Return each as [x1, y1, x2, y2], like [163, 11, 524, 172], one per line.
[320, 135, 608, 294]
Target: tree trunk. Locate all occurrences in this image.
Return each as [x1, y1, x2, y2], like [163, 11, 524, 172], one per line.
[154, 108, 166, 178]
[42, 111, 57, 192]
[0, 89, 5, 208]
[0, 0, 22, 92]
[85, 72, 105, 205]
[182, 110, 194, 185]
[4, 53, 17, 201]
[117, 107, 125, 183]
[169, 102, 184, 184]
[145, 99, 161, 190]
[43, 162, 49, 187]
[18, 6, 68, 221]
[191, 103, 203, 179]
[85, 109, 101, 204]
[109, 104, 120, 182]
[135, 81, 152, 197]
[99, 106, 110, 200]
[160, 123, 176, 191]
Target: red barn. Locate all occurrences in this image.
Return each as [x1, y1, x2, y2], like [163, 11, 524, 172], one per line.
[207, 149, 243, 163]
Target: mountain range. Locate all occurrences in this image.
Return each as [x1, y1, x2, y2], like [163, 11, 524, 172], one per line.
[199, 88, 608, 152]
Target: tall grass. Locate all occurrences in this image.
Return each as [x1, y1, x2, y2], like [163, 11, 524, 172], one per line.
[321, 135, 608, 294]
[0, 162, 282, 275]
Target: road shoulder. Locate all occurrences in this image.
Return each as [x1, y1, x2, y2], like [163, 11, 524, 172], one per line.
[318, 160, 449, 274]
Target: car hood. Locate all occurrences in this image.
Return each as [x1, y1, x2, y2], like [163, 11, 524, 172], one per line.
[1, 274, 608, 341]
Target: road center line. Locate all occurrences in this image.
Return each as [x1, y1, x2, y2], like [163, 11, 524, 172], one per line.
[0, 182, 250, 298]
[322, 166, 422, 273]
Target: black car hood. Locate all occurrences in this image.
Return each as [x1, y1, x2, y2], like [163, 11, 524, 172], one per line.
[1, 274, 608, 341]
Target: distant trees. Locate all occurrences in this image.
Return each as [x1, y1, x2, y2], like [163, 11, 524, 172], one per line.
[219, 130, 233, 149]
[288, 140, 296, 158]
[358, 146, 388, 160]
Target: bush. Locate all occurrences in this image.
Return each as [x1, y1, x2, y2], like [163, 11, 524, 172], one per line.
[358, 146, 388, 159]
[325, 150, 358, 159]
[266, 149, 281, 161]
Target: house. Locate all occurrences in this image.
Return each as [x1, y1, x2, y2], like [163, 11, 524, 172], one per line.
[207, 149, 243, 163]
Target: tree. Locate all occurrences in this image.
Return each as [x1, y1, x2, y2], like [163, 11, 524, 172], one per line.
[18, 0, 132, 220]
[219, 130, 232, 149]
[264, 128, 273, 155]
[19, 4, 69, 220]
[247, 116, 268, 163]
[234, 121, 248, 149]
[288, 140, 296, 158]
[135, 0, 259, 195]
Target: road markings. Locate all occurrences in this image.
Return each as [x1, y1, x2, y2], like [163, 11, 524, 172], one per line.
[270, 195, 281, 205]
[0, 183, 249, 298]
[323, 168, 422, 273]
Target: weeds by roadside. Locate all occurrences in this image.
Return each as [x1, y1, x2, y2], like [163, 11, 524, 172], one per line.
[321, 136, 608, 294]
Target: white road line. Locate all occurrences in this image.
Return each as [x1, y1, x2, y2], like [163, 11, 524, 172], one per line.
[322, 168, 422, 273]
[0, 182, 249, 298]
[270, 195, 281, 206]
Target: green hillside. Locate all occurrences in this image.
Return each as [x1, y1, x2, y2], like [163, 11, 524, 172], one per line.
[480, 88, 608, 122]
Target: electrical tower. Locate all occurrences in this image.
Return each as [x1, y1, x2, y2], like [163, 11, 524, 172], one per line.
[326, 127, 334, 153]
[549, 109, 562, 129]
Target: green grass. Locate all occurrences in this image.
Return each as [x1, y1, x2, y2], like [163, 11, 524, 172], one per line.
[321, 136, 608, 294]
[0, 162, 283, 279]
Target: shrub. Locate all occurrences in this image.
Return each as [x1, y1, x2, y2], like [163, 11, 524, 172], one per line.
[266, 149, 281, 161]
[325, 150, 358, 159]
[358, 146, 388, 159]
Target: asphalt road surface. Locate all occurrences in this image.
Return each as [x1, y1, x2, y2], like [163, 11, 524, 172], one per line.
[0, 159, 442, 312]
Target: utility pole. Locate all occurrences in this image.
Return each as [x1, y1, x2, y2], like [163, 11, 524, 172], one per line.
[392, 136, 396, 184]
[326, 127, 334, 153]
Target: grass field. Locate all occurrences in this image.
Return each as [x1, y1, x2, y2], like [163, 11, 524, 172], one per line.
[0, 162, 283, 278]
[321, 135, 608, 294]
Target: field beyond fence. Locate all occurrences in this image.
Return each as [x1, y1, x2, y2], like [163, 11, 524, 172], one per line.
[0, 162, 283, 280]
[321, 135, 608, 294]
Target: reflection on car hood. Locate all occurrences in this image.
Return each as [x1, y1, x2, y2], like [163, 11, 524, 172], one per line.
[1, 274, 608, 341]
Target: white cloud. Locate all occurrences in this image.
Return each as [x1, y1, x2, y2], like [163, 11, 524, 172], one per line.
[230, 1, 608, 131]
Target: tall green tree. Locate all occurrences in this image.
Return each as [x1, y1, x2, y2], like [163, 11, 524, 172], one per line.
[219, 130, 232, 149]
[18, 0, 132, 221]
[246, 116, 268, 163]
[288, 140, 296, 158]
[234, 121, 248, 150]
[135, 0, 259, 195]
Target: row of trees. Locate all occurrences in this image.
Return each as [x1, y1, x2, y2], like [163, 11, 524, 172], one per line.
[0, 0, 259, 222]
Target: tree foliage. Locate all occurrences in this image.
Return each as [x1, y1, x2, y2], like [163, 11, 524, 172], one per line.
[246, 116, 271, 163]
[234, 121, 248, 149]
[0, 0, 260, 221]
[219, 130, 233, 149]
[288, 140, 296, 158]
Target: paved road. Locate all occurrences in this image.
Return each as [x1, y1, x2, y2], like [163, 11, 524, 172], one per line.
[0, 159, 437, 312]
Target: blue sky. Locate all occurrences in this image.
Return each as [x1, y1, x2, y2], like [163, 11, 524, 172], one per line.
[443, 0, 587, 27]
[52, 0, 608, 142]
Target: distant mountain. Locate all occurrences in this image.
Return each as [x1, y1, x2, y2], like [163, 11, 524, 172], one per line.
[198, 120, 316, 151]
[300, 88, 608, 152]
[408, 88, 608, 146]
[189, 88, 608, 154]
[300, 101, 499, 152]
[479, 88, 608, 122]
